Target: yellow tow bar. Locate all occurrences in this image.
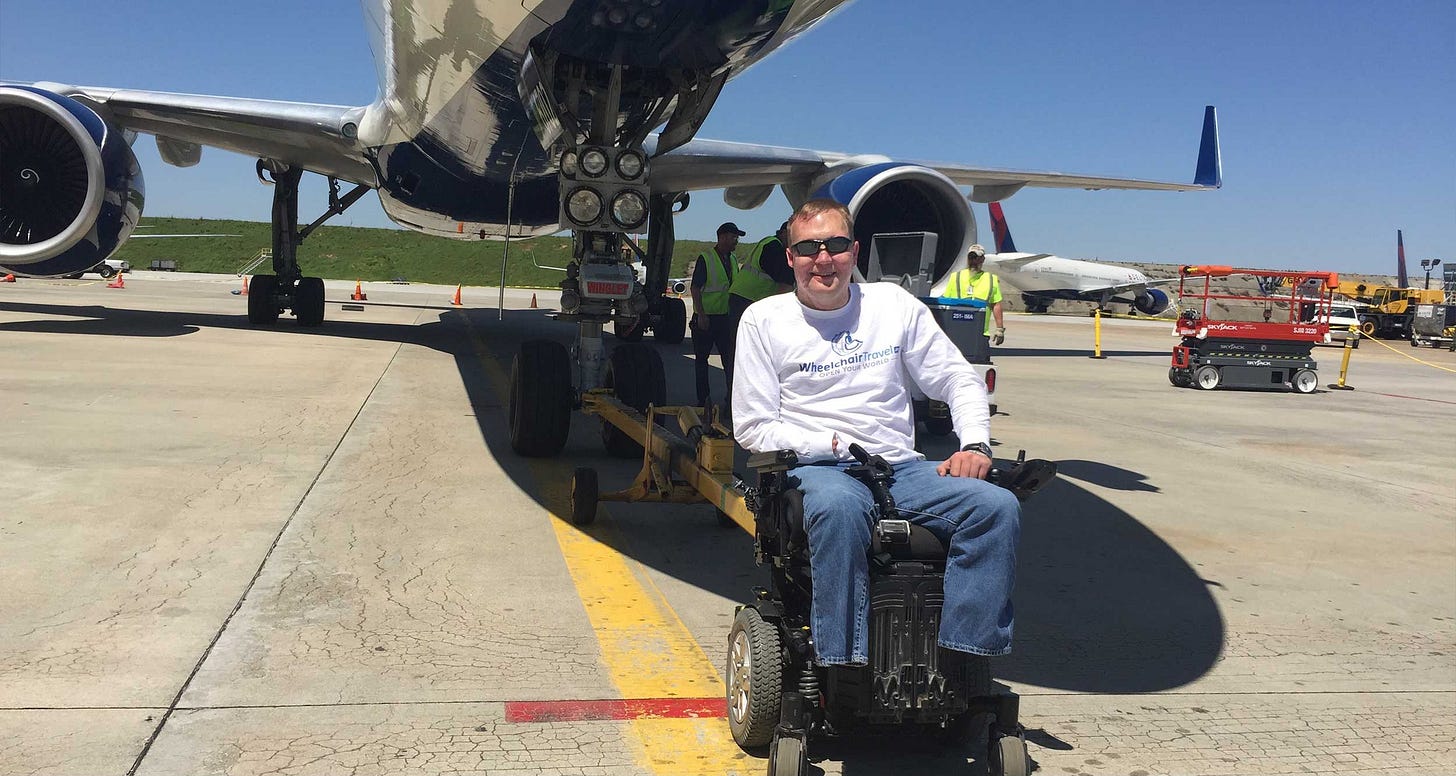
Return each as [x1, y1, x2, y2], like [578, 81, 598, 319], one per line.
[571, 391, 756, 533]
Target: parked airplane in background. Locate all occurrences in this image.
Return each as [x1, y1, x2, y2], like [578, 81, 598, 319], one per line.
[976, 202, 1178, 315]
[0, 0, 1219, 457]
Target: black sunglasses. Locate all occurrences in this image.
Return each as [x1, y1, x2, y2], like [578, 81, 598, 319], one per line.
[790, 236, 853, 257]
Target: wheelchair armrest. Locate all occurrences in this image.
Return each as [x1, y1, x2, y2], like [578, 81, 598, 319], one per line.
[747, 449, 799, 473]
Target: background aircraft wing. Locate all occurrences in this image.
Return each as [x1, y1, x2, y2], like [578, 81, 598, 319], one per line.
[985, 252, 1054, 268]
[17, 81, 375, 185]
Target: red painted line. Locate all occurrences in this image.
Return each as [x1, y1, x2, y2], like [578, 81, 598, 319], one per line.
[504, 697, 726, 723]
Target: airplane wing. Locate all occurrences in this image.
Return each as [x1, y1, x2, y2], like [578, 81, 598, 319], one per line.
[653, 105, 1222, 201]
[15, 81, 375, 185]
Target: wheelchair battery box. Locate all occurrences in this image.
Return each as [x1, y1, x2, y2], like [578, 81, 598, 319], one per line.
[923, 302, 991, 363]
[827, 570, 971, 723]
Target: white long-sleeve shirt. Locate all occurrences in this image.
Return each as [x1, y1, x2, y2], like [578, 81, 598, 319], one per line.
[733, 283, 990, 465]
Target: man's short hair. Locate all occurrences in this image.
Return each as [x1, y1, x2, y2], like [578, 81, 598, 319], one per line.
[788, 198, 854, 240]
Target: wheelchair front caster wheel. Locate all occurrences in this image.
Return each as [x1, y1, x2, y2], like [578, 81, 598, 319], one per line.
[989, 732, 1029, 776]
[767, 734, 804, 776]
[571, 467, 598, 526]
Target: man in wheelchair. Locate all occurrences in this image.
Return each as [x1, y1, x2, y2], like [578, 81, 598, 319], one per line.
[728, 199, 1045, 775]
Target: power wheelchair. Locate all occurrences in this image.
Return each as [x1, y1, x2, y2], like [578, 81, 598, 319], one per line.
[727, 444, 1056, 776]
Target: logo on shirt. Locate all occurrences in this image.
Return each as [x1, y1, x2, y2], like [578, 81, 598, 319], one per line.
[830, 330, 863, 357]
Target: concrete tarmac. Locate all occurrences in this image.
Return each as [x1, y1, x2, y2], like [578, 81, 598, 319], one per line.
[2, 272, 1453, 775]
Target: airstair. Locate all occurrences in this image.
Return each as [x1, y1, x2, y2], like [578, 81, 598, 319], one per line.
[237, 249, 271, 276]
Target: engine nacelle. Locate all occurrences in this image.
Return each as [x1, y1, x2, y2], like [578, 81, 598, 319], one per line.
[0, 86, 144, 277]
[1133, 288, 1172, 316]
[812, 162, 975, 289]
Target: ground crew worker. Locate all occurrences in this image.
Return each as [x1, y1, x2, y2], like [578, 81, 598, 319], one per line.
[728, 221, 795, 335]
[945, 244, 1006, 345]
[689, 222, 745, 409]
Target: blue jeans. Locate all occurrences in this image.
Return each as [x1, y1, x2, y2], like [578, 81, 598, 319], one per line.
[791, 460, 1020, 665]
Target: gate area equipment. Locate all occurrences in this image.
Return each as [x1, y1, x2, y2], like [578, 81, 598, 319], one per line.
[865, 231, 998, 430]
[1169, 266, 1339, 393]
[1409, 303, 1456, 350]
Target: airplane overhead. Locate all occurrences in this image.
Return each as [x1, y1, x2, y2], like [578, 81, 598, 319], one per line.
[0, 0, 1220, 455]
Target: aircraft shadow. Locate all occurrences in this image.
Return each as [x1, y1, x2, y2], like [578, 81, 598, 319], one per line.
[3, 299, 1223, 696]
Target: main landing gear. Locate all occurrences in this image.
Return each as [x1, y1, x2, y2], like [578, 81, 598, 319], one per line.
[247, 163, 368, 327]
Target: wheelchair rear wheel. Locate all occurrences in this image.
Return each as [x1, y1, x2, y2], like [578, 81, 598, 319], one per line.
[726, 607, 783, 749]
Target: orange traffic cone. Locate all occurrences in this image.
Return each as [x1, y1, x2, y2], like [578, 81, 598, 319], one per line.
[241, 275, 250, 296]
[107, 272, 125, 289]
[529, 293, 538, 309]
[451, 285, 463, 306]
[1, 273, 15, 283]
[351, 280, 367, 301]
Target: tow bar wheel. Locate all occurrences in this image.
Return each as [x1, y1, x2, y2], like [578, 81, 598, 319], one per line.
[570, 467, 598, 526]
[1291, 369, 1318, 394]
[1194, 365, 1221, 391]
[726, 607, 783, 750]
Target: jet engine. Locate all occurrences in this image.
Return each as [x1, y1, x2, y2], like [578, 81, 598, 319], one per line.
[1132, 288, 1171, 316]
[812, 162, 974, 288]
[0, 86, 144, 277]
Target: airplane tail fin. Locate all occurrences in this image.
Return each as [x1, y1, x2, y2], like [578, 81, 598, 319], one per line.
[988, 202, 1018, 253]
[1396, 230, 1408, 287]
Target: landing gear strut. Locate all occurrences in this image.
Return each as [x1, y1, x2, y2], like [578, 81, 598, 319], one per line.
[248, 163, 368, 327]
[508, 52, 715, 457]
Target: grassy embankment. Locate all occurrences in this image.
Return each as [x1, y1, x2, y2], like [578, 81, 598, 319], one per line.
[114, 217, 717, 288]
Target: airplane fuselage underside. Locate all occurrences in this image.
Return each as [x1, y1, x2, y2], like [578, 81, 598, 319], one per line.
[363, 0, 848, 238]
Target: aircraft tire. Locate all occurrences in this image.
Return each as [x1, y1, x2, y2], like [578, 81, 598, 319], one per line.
[655, 297, 687, 344]
[601, 343, 666, 458]
[247, 275, 280, 325]
[296, 277, 325, 327]
[509, 340, 572, 457]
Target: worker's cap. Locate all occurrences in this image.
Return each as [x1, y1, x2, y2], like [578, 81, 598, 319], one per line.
[717, 222, 747, 236]
[967, 244, 987, 258]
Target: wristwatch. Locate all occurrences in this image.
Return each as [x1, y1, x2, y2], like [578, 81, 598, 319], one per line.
[960, 442, 993, 459]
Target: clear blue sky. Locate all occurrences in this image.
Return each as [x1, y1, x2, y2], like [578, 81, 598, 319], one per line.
[2, 1, 1452, 276]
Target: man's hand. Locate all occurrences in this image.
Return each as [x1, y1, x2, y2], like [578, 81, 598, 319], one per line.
[937, 450, 992, 479]
[694, 312, 710, 330]
[991, 327, 1006, 346]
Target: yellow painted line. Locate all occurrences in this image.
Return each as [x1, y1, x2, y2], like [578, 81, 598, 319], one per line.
[462, 313, 754, 775]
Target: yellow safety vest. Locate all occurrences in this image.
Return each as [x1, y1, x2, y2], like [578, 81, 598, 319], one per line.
[947, 269, 1001, 333]
[730, 236, 783, 302]
[698, 249, 736, 315]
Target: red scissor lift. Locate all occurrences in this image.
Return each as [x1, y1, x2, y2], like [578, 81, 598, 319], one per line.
[1169, 266, 1339, 394]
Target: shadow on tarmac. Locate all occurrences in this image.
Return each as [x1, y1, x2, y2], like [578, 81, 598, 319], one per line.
[1, 298, 1223, 699]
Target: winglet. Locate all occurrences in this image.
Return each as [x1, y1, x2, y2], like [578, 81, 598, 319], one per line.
[988, 202, 1018, 253]
[1193, 106, 1222, 188]
[1396, 230, 1408, 288]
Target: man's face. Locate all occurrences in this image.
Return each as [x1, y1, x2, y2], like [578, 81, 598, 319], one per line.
[788, 211, 858, 311]
[968, 253, 985, 271]
[717, 231, 739, 252]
